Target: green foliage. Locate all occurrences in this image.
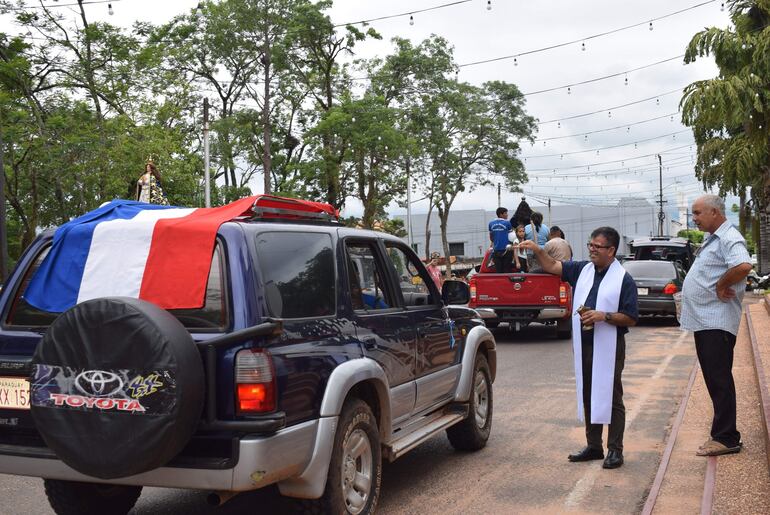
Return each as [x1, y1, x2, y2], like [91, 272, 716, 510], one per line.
[677, 229, 705, 243]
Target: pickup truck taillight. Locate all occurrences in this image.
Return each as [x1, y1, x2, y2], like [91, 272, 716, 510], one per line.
[559, 284, 568, 304]
[663, 283, 678, 295]
[469, 277, 477, 307]
[235, 349, 276, 413]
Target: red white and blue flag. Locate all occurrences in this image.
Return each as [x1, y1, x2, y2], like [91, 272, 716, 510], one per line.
[25, 196, 337, 313]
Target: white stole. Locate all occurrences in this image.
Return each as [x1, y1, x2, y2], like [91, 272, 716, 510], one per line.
[571, 259, 625, 424]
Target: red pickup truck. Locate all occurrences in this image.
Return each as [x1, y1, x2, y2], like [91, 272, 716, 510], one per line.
[468, 249, 573, 339]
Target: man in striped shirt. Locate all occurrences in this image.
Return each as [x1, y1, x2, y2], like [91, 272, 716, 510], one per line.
[680, 194, 753, 457]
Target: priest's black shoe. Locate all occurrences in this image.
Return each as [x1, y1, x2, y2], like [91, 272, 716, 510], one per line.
[567, 446, 604, 462]
[602, 450, 624, 469]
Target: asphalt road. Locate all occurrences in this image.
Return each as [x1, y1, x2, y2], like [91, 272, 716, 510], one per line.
[0, 317, 694, 514]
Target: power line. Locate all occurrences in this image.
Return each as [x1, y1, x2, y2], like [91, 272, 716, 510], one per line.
[334, 0, 473, 28]
[457, 0, 717, 68]
[1, 0, 120, 10]
[534, 112, 679, 142]
[520, 143, 696, 172]
[522, 55, 684, 96]
[537, 87, 684, 125]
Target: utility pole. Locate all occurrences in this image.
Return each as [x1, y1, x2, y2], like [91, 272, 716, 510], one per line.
[203, 98, 211, 208]
[406, 158, 413, 250]
[497, 183, 501, 207]
[548, 197, 552, 227]
[656, 154, 666, 236]
[0, 123, 7, 280]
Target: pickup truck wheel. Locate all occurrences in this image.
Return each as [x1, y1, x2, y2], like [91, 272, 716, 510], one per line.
[300, 398, 381, 515]
[446, 353, 493, 451]
[43, 479, 141, 515]
[30, 297, 205, 479]
[556, 318, 572, 339]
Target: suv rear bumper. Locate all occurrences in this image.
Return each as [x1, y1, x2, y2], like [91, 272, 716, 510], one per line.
[0, 418, 325, 492]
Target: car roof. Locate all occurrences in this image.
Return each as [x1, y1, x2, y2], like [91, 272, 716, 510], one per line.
[630, 236, 690, 247]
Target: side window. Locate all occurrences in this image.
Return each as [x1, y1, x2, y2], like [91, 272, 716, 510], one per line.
[6, 247, 58, 327]
[384, 244, 438, 307]
[346, 242, 395, 311]
[256, 232, 335, 318]
[168, 245, 227, 329]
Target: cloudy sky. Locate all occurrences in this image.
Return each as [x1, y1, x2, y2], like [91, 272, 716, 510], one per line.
[3, 0, 734, 216]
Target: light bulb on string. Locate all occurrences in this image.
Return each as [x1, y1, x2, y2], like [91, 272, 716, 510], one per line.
[634, 142, 638, 149]
[543, 141, 547, 147]
[487, 0, 492, 11]
[671, 115, 675, 121]
[649, 21, 653, 31]
[596, 150, 600, 155]
[673, 134, 676, 140]
[624, 74, 629, 86]
[514, 57, 518, 66]
[560, 154, 564, 160]
[608, 110, 612, 118]
[108, 3, 114, 15]
[409, 14, 414, 25]
[567, 86, 571, 95]
[581, 41, 586, 51]
[627, 126, 630, 133]
[584, 135, 588, 142]
[557, 121, 561, 129]
[656, 98, 660, 106]
[721, 2, 725, 11]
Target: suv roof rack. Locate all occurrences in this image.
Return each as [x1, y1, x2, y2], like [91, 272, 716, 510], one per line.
[237, 195, 340, 223]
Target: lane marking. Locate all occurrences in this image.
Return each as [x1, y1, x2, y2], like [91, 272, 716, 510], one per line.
[564, 330, 689, 510]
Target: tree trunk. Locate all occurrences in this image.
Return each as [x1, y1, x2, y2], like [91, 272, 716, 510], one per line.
[438, 207, 451, 279]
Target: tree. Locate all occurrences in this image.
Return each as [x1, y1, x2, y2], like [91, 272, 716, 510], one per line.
[430, 80, 536, 276]
[680, 0, 770, 271]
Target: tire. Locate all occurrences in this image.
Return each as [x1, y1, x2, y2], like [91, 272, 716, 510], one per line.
[30, 297, 204, 479]
[44, 479, 142, 515]
[556, 317, 572, 339]
[301, 398, 382, 514]
[446, 353, 493, 451]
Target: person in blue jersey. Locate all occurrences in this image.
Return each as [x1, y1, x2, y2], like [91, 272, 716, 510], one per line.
[488, 207, 513, 273]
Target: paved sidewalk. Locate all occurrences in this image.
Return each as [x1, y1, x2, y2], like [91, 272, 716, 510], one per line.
[650, 297, 770, 514]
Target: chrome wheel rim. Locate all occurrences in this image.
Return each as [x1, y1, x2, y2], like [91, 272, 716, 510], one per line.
[474, 370, 489, 429]
[341, 428, 372, 514]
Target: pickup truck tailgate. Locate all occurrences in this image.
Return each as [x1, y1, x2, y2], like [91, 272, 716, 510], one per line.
[472, 273, 565, 306]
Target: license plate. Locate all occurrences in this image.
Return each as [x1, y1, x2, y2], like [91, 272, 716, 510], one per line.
[0, 377, 31, 410]
[637, 287, 649, 296]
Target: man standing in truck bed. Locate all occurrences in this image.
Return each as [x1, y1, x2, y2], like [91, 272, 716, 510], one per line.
[489, 207, 513, 273]
[519, 227, 638, 469]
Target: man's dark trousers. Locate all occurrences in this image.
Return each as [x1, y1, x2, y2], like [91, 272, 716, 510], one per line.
[492, 250, 512, 273]
[694, 329, 741, 448]
[581, 334, 626, 452]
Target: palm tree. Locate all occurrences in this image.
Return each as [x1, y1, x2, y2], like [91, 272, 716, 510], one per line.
[680, 0, 769, 270]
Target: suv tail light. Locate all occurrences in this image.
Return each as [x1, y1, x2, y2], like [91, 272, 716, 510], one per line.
[663, 283, 678, 295]
[235, 349, 276, 413]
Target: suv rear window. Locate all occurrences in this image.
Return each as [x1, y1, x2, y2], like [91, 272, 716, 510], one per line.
[622, 260, 677, 279]
[6, 245, 228, 330]
[255, 232, 335, 318]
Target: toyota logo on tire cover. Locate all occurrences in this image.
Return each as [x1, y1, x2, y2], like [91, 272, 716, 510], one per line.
[75, 370, 124, 397]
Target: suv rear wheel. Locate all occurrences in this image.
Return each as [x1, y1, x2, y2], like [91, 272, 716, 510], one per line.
[43, 479, 141, 515]
[301, 398, 382, 514]
[446, 353, 493, 451]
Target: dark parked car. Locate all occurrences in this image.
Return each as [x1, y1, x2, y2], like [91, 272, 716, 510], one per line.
[629, 236, 695, 272]
[622, 260, 686, 318]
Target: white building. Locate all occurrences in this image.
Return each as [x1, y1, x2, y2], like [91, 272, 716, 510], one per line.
[396, 198, 673, 262]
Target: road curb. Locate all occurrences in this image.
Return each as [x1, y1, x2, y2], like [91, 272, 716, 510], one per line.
[641, 357, 699, 515]
[745, 302, 770, 475]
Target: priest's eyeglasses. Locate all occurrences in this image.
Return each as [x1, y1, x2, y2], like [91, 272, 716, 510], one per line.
[586, 242, 613, 250]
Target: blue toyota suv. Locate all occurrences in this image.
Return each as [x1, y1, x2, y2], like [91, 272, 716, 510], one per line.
[0, 197, 496, 514]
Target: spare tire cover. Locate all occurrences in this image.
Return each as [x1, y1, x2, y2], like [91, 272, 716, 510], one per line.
[30, 297, 205, 479]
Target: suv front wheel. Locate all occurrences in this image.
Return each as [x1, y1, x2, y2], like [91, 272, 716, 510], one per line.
[446, 353, 493, 451]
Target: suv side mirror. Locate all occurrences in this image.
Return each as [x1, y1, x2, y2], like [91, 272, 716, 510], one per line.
[442, 280, 470, 305]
